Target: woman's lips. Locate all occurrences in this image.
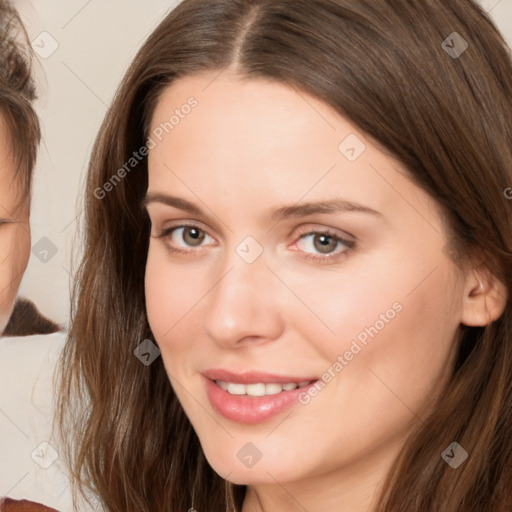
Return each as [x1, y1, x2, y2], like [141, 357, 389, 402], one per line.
[203, 373, 319, 424]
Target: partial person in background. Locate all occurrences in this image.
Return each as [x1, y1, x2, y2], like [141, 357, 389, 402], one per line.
[0, 1, 65, 511]
[0, 0, 59, 337]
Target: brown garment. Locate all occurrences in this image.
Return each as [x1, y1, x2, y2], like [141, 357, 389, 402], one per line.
[0, 498, 59, 512]
[2, 298, 61, 337]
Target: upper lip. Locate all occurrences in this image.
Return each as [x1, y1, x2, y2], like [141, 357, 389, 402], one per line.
[202, 369, 318, 384]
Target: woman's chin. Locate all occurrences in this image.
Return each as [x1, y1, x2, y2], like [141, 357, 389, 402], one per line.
[203, 450, 302, 486]
[216, 467, 284, 486]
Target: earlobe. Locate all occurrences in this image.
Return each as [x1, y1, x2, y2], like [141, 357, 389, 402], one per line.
[461, 267, 508, 327]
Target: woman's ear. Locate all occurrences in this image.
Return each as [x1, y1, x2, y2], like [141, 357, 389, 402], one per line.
[461, 265, 508, 327]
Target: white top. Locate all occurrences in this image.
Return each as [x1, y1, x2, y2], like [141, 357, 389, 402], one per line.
[0, 332, 97, 511]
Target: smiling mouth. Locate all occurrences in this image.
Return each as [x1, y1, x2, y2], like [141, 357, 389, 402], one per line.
[214, 379, 316, 397]
[204, 373, 320, 424]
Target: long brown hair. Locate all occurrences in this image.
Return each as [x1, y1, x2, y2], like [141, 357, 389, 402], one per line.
[57, 1, 512, 510]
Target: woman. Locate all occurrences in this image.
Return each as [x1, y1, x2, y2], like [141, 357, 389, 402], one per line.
[58, 0, 512, 510]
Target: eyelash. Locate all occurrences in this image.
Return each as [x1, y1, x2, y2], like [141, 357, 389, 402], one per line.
[154, 223, 355, 264]
[294, 228, 355, 263]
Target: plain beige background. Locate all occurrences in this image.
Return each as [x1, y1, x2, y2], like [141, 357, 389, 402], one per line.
[15, 0, 512, 327]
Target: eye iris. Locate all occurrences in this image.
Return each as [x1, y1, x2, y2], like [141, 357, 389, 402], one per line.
[313, 234, 337, 254]
[183, 227, 205, 246]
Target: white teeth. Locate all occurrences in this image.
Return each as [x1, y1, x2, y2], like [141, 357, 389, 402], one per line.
[265, 383, 283, 395]
[227, 383, 246, 395]
[245, 383, 266, 396]
[217, 381, 229, 391]
[216, 380, 312, 396]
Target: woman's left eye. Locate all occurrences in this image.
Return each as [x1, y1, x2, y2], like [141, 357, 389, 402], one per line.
[294, 231, 354, 259]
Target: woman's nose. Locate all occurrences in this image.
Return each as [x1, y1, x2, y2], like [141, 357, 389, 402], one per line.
[202, 252, 285, 349]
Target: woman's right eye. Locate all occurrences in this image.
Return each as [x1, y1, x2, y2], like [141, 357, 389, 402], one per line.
[157, 225, 215, 252]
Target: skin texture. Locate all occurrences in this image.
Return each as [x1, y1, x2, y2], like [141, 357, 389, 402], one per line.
[0, 117, 30, 334]
[144, 71, 506, 512]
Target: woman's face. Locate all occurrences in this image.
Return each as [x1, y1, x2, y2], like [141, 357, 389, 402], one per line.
[0, 118, 30, 333]
[145, 72, 467, 492]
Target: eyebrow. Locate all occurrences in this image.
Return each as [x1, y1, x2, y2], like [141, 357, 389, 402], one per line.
[142, 193, 384, 221]
[270, 198, 383, 222]
[142, 193, 202, 215]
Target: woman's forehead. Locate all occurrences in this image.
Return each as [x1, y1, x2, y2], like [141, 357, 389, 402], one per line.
[146, 75, 446, 243]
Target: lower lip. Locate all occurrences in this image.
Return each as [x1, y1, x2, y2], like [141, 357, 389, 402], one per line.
[204, 378, 317, 424]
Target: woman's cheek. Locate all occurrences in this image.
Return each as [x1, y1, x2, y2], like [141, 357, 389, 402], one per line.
[145, 246, 204, 346]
